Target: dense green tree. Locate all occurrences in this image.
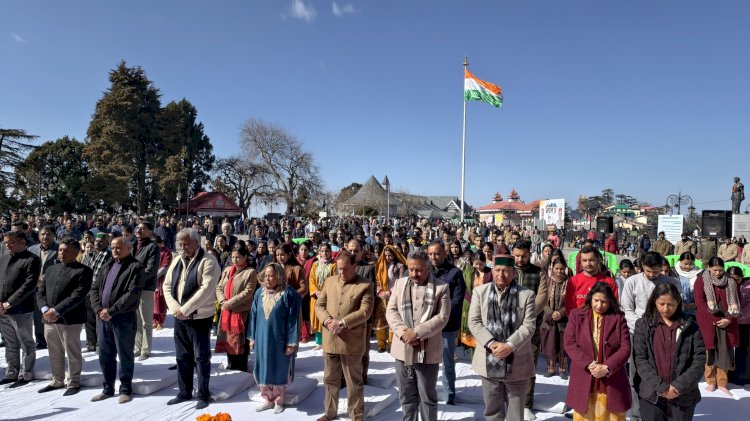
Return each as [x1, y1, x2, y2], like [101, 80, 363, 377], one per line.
[156, 99, 215, 205]
[84, 61, 162, 214]
[0, 128, 38, 211]
[15, 136, 90, 213]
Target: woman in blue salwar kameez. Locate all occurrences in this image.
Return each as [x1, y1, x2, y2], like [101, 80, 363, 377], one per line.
[248, 262, 301, 414]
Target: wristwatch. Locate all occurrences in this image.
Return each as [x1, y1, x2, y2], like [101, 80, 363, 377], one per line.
[2, 302, 11, 310]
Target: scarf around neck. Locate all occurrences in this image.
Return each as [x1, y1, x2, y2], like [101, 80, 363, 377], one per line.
[702, 270, 741, 317]
[486, 281, 519, 379]
[400, 275, 436, 365]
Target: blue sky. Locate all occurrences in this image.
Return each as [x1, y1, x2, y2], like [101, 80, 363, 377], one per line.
[2, 1, 749, 214]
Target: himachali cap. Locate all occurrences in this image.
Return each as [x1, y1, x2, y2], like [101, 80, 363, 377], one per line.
[95, 233, 106, 239]
[493, 254, 514, 267]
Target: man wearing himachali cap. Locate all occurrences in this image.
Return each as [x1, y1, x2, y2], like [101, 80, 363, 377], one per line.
[468, 255, 536, 421]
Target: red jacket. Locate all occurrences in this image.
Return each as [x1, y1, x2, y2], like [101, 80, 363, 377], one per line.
[564, 308, 632, 414]
[565, 272, 619, 316]
[604, 237, 617, 254]
[694, 275, 739, 350]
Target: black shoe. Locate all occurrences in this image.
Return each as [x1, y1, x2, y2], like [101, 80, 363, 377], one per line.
[560, 373, 568, 380]
[168, 365, 178, 370]
[544, 372, 554, 378]
[35, 343, 47, 350]
[447, 393, 455, 405]
[167, 396, 191, 405]
[377, 348, 386, 353]
[63, 387, 81, 396]
[0, 341, 5, 347]
[9, 378, 30, 388]
[195, 400, 210, 410]
[86, 344, 96, 352]
[38, 384, 64, 393]
[0, 378, 17, 385]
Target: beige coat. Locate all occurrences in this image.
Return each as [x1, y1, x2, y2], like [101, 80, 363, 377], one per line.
[386, 276, 450, 365]
[468, 282, 536, 380]
[164, 251, 221, 320]
[674, 240, 697, 256]
[741, 246, 750, 266]
[652, 239, 673, 257]
[314, 274, 373, 355]
[718, 243, 739, 262]
[215, 266, 258, 313]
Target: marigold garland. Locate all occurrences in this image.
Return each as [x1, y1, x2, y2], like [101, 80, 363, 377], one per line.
[196, 413, 232, 421]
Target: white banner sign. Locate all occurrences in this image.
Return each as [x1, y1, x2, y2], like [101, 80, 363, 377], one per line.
[539, 199, 565, 229]
[657, 215, 684, 245]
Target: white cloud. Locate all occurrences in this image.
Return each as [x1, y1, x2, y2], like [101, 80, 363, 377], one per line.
[11, 33, 27, 43]
[332, 2, 356, 17]
[289, 0, 317, 22]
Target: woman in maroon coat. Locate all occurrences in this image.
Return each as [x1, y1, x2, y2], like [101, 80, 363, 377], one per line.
[693, 257, 741, 396]
[564, 282, 631, 420]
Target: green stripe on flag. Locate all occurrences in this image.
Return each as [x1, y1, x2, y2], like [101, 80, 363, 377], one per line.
[465, 89, 502, 108]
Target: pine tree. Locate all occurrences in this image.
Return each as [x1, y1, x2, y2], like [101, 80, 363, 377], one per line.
[84, 61, 162, 215]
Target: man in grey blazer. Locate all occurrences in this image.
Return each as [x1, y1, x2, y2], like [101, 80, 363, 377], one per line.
[469, 255, 536, 421]
[28, 225, 60, 349]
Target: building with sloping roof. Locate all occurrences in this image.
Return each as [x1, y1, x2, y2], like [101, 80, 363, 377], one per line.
[337, 176, 471, 219]
[175, 191, 243, 217]
[475, 190, 542, 226]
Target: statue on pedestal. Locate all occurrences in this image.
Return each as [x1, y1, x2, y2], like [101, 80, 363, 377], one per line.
[732, 177, 744, 214]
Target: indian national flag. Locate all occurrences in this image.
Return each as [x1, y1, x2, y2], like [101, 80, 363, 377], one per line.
[464, 68, 503, 108]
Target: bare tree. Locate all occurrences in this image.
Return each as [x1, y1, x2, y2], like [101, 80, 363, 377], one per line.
[213, 156, 275, 219]
[240, 119, 323, 215]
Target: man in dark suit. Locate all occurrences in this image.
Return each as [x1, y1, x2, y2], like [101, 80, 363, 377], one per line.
[28, 225, 59, 349]
[133, 221, 160, 360]
[37, 239, 93, 396]
[88, 236, 144, 404]
[0, 231, 41, 388]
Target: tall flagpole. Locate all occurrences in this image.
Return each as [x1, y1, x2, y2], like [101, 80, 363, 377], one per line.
[460, 56, 468, 223]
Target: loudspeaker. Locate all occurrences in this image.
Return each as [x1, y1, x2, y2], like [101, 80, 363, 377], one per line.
[702, 210, 732, 238]
[596, 216, 614, 234]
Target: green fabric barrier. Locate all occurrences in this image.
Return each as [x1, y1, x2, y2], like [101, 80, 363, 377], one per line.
[725, 261, 750, 278]
[665, 255, 680, 267]
[566, 250, 617, 275]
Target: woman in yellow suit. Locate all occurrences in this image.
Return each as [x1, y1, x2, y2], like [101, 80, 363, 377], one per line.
[308, 243, 336, 348]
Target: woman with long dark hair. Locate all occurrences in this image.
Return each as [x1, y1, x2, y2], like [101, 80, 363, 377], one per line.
[459, 252, 492, 351]
[541, 258, 570, 379]
[214, 244, 258, 371]
[694, 257, 741, 396]
[564, 282, 631, 420]
[674, 252, 701, 318]
[633, 283, 706, 420]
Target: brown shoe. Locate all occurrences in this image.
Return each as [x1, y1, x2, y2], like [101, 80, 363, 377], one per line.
[118, 394, 133, 404]
[316, 417, 337, 421]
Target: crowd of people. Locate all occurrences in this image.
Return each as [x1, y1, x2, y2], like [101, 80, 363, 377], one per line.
[1, 212, 750, 421]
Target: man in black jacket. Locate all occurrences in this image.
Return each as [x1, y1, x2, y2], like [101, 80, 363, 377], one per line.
[427, 240, 466, 406]
[88, 237, 144, 404]
[133, 221, 160, 360]
[37, 239, 93, 396]
[0, 231, 42, 388]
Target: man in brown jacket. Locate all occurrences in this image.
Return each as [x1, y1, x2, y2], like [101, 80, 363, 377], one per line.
[651, 231, 673, 257]
[314, 251, 374, 421]
[386, 249, 450, 421]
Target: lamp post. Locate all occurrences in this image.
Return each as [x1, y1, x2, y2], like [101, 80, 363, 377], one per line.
[382, 175, 390, 226]
[665, 191, 693, 215]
